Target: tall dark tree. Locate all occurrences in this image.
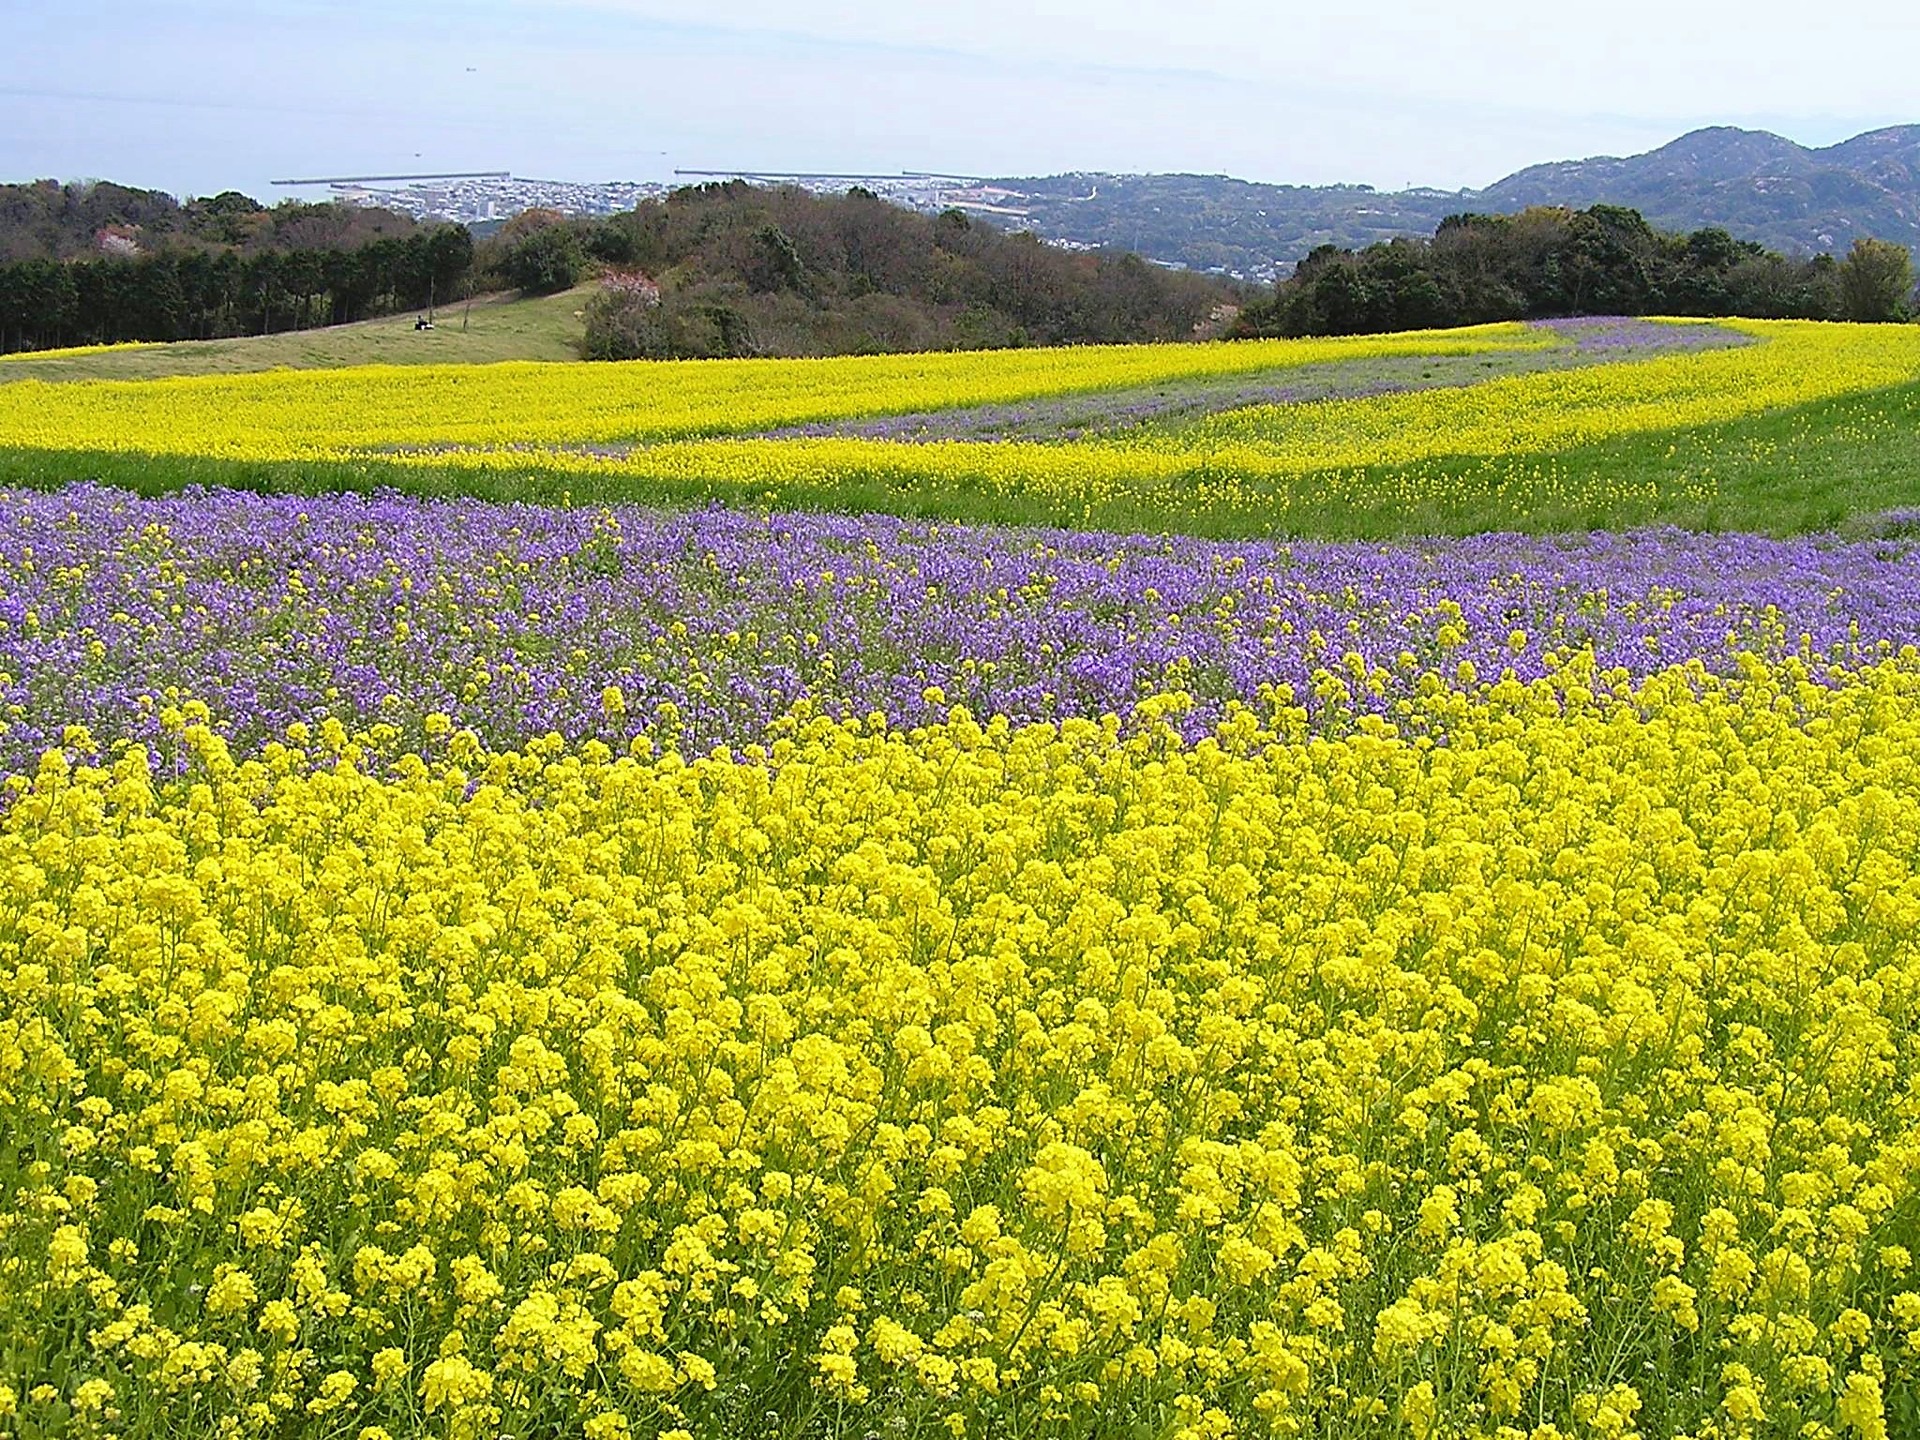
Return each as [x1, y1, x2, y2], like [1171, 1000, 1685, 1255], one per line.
[1838, 237, 1915, 322]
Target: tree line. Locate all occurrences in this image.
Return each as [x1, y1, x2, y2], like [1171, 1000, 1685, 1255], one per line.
[0, 180, 422, 263]
[0, 180, 472, 353]
[27, 183, 1909, 361]
[1237, 206, 1917, 338]
[0, 229, 474, 352]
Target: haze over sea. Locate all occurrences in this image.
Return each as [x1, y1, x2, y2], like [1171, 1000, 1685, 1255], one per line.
[4, 0, 1915, 202]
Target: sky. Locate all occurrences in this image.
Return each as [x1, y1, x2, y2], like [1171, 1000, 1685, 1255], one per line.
[4, 0, 1917, 201]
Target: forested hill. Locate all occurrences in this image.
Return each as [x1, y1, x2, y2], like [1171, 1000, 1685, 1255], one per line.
[1476, 127, 1920, 254]
[993, 125, 1920, 277]
[0, 180, 420, 261]
[514, 182, 1241, 359]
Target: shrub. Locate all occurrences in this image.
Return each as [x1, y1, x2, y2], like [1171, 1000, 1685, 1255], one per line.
[500, 225, 584, 296]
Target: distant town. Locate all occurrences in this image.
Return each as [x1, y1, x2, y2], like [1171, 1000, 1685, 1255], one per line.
[276, 169, 1042, 227]
[273, 170, 1239, 268]
[274, 171, 676, 224]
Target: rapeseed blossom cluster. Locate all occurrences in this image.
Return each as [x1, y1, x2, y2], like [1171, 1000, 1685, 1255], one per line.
[3, 656, 1918, 1437]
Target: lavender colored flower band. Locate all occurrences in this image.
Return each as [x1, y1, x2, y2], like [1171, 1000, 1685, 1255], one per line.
[1, 484, 1915, 775]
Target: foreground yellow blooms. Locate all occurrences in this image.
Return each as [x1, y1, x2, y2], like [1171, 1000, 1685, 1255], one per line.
[3, 660, 1920, 1438]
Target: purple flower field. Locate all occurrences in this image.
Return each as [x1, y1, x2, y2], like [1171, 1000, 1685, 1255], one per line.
[2, 483, 1915, 773]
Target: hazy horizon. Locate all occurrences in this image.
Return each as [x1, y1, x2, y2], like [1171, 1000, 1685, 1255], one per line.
[5, 0, 1916, 203]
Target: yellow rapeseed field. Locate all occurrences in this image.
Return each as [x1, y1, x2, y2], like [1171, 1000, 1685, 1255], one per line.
[0, 326, 1544, 459]
[413, 321, 1920, 505]
[0, 341, 160, 365]
[4, 657, 1918, 1439]
[7, 317, 1920, 1437]
[2, 322, 1917, 510]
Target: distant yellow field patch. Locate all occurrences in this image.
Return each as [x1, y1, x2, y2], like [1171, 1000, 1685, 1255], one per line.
[0, 340, 160, 363]
[0, 326, 1547, 459]
[409, 321, 1920, 504]
[3, 323, 1918, 510]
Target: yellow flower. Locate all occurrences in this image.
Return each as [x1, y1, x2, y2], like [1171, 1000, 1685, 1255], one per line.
[1399, 1380, 1437, 1437]
[305, 1370, 357, 1415]
[6, 658, 1920, 1435]
[1414, 1185, 1458, 1242]
[47, 1225, 89, 1285]
[1836, 1369, 1887, 1440]
[204, 1265, 258, 1318]
[420, 1353, 492, 1414]
[1019, 1142, 1107, 1225]
[1722, 1383, 1766, 1424]
[371, 1347, 408, 1390]
[1650, 1276, 1699, 1333]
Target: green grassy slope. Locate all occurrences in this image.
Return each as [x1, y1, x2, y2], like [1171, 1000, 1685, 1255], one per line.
[0, 287, 593, 383]
[4, 379, 1918, 541]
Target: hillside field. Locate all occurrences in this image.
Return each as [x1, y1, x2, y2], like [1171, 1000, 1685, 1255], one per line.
[3, 316, 1920, 537]
[1, 317, 1919, 1440]
[0, 286, 593, 382]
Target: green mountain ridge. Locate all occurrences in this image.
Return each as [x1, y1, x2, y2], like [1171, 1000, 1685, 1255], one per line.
[991, 125, 1920, 277]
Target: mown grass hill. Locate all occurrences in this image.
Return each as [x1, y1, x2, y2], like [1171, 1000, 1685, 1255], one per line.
[0, 286, 594, 382]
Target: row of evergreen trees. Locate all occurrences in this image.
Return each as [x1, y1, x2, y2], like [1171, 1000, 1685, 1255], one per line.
[0, 227, 473, 352]
[9, 190, 1916, 356]
[1238, 206, 1916, 338]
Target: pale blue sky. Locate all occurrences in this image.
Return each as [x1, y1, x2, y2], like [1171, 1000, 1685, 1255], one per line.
[4, 0, 1916, 199]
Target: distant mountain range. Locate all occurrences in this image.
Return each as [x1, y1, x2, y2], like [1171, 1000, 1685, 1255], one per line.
[990, 125, 1920, 278]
